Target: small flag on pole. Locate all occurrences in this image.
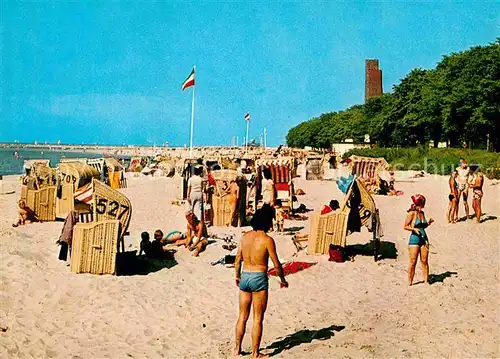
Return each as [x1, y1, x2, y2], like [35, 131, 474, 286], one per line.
[182, 68, 195, 91]
[244, 112, 250, 121]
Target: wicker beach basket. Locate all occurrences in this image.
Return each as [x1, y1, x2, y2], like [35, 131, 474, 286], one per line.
[92, 179, 132, 241]
[212, 194, 233, 226]
[59, 162, 100, 191]
[307, 209, 350, 254]
[70, 220, 120, 275]
[20, 185, 57, 222]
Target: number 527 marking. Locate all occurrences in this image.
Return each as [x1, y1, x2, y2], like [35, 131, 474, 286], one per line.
[95, 198, 130, 220]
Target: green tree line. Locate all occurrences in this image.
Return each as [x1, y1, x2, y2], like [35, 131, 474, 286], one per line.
[286, 40, 500, 151]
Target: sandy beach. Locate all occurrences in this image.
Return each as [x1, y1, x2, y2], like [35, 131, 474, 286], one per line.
[0, 173, 499, 358]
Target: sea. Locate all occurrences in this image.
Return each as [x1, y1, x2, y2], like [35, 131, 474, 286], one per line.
[0, 148, 118, 176]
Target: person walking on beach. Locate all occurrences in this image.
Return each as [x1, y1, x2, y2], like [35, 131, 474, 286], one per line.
[447, 170, 459, 223]
[234, 205, 288, 358]
[456, 158, 470, 220]
[404, 194, 434, 286]
[187, 166, 204, 220]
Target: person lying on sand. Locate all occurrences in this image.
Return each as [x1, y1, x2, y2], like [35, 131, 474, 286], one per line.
[185, 210, 209, 257]
[234, 204, 288, 358]
[12, 200, 40, 227]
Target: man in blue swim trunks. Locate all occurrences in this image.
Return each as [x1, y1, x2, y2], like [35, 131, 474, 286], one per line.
[234, 204, 288, 358]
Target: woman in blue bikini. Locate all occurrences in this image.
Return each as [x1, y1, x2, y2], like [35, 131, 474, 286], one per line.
[404, 194, 434, 286]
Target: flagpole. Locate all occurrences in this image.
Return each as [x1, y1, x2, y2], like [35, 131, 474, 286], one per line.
[245, 118, 249, 152]
[189, 66, 196, 157]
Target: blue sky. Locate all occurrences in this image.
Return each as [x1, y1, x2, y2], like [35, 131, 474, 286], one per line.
[1, 1, 498, 146]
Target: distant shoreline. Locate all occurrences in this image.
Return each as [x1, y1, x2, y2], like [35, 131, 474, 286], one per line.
[0, 143, 275, 158]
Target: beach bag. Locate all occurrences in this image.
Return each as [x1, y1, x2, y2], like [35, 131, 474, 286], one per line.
[328, 244, 345, 263]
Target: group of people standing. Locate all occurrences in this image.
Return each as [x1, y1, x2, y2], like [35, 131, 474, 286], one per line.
[447, 158, 484, 224]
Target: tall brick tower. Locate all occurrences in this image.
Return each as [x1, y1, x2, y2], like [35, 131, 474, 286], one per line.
[365, 59, 383, 102]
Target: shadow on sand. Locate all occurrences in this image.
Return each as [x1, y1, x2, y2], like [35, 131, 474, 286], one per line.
[346, 240, 398, 260]
[480, 215, 497, 223]
[264, 325, 345, 356]
[429, 271, 458, 284]
[116, 251, 178, 276]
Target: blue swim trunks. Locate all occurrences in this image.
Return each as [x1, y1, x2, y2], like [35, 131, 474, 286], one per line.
[239, 272, 269, 292]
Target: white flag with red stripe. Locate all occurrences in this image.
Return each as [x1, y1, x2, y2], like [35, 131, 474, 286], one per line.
[181, 68, 195, 91]
[244, 112, 250, 121]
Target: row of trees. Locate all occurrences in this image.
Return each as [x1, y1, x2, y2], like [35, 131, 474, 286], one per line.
[286, 40, 500, 151]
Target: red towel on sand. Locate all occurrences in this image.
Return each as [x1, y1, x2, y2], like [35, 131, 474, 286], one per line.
[268, 261, 316, 277]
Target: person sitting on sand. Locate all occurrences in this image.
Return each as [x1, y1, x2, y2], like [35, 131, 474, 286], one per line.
[447, 170, 459, 223]
[139, 231, 176, 259]
[468, 165, 484, 223]
[388, 171, 397, 195]
[12, 200, 40, 227]
[404, 194, 434, 286]
[185, 210, 209, 257]
[139, 232, 153, 256]
[321, 199, 340, 214]
[234, 204, 288, 358]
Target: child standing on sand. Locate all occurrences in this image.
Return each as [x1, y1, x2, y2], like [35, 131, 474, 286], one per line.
[274, 200, 284, 233]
